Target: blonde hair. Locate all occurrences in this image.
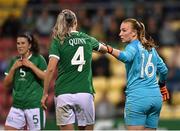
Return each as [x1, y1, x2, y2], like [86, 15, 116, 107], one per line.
[123, 18, 156, 50]
[52, 9, 77, 43]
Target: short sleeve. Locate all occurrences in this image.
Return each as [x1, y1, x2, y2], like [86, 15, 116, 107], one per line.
[49, 38, 60, 60]
[90, 37, 100, 51]
[4, 58, 16, 75]
[118, 44, 137, 63]
[38, 55, 47, 71]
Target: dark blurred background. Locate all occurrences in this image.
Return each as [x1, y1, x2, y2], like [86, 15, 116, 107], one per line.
[0, 0, 180, 130]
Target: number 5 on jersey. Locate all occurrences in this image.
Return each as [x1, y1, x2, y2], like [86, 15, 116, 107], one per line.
[71, 46, 86, 72]
[20, 68, 26, 77]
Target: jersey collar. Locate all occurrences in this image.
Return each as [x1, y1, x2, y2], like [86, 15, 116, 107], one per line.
[70, 31, 78, 33]
[20, 53, 32, 60]
[27, 53, 32, 59]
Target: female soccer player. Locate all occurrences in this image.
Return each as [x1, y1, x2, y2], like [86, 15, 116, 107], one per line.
[106, 18, 169, 130]
[4, 33, 47, 130]
[41, 9, 107, 130]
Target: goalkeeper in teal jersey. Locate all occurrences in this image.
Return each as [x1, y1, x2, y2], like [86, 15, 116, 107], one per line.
[4, 33, 47, 130]
[106, 18, 169, 130]
[41, 9, 107, 130]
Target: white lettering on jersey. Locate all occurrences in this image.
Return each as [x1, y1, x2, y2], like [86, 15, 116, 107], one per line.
[69, 38, 86, 46]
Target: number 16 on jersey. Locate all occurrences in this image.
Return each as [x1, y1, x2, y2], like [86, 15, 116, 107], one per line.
[141, 53, 155, 78]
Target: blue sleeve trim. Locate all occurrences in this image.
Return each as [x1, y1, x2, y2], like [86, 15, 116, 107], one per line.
[159, 67, 168, 82]
[118, 52, 126, 62]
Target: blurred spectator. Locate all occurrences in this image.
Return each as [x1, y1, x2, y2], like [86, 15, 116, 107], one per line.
[92, 55, 111, 77]
[21, 8, 36, 32]
[95, 90, 115, 119]
[0, 80, 12, 125]
[27, 0, 42, 6]
[176, 29, 180, 44]
[58, 0, 82, 4]
[106, 17, 119, 47]
[90, 21, 106, 41]
[1, 14, 21, 38]
[90, 18, 111, 78]
[115, 86, 126, 118]
[38, 36, 51, 62]
[159, 18, 177, 46]
[133, 3, 148, 22]
[113, 6, 126, 25]
[166, 45, 180, 105]
[92, 7, 110, 32]
[35, 9, 55, 36]
[149, 2, 165, 27]
[86, 0, 110, 3]
[146, 17, 160, 43]
[77, 9, 92, 33]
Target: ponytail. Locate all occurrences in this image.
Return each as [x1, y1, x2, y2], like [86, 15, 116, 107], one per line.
[52, 9, 77, 43]
[138, 22, 156, 50]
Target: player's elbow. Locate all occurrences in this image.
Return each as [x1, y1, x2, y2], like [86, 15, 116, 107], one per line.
[40, 71, 46, 80]
[160, 66, 168, 76]
[163, 66, 168, 75]
[47, 66, 55, 75]
[118, 52, 132, 63]
[3, 77, 11, 89]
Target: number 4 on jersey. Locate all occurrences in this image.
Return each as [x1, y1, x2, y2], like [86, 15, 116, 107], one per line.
[71, 46, 86, 72]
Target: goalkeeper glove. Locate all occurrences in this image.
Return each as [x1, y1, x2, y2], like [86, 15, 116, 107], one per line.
[100, 42, 113, 54]
[106, 45, 113, 54]
[158, 81, 170, 101]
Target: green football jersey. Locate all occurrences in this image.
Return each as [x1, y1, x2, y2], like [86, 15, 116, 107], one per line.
[49, 31, 100, 96]
[5, 54, 47, 109]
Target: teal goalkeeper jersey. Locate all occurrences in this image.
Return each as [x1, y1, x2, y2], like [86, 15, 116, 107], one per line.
[49, 31, 100, 96]
[118, 40, 168, 99]
[5, 54, 47, 109]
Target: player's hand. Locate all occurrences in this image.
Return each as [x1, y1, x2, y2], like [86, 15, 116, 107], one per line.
[22, 59, 33, 68]
[106, 45, 113, 54]
[41, 94, 48, 110]
[99, 42, 113, 54]
[12, 59, 23, 70]
[159, 82, 170, 101]
[160, 86, 170, 101]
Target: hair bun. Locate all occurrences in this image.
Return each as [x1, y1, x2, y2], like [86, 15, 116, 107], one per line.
[65, 13, 73, 24]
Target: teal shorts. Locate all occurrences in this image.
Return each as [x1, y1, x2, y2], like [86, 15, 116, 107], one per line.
[124, 96, 162, 129]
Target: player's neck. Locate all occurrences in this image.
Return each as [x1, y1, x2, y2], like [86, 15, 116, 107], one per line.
[22, 51, 32, 59]
[130, 37, 138, 42]
[70, 26, 77, 32]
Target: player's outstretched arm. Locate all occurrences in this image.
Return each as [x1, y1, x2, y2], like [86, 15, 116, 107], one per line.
[106, 44, 121, 59]
[98, 42, 121, 58]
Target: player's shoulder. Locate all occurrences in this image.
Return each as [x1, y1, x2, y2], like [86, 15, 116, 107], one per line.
[130, 39, 140, 47]
[12, 56, 20, 61]
[77, 31, 87, 36]
[151, 47, 158, 56]
[32, 54, 45, 60]
[51, 37, 61, 45]
[7, 56, 20, 65]
[126, 40, 139, 51]
[77, 31, 91, 39]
